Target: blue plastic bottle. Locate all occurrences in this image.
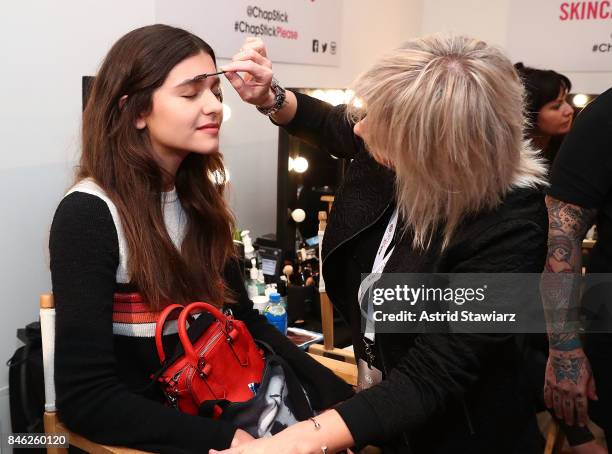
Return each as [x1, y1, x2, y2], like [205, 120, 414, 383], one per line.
[264, 292, 288, 335]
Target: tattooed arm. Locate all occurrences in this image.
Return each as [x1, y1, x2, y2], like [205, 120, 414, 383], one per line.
[541, 195, 598, 427]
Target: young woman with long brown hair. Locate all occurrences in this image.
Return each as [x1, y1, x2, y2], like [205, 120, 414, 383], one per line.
[49, 24, 352, 453]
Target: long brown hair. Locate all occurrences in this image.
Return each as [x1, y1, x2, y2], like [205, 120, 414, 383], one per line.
[80, 24, 235, 309]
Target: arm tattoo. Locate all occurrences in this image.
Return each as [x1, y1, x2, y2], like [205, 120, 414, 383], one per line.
[551, 355, 585, 384]
[541, 196, 596, 350]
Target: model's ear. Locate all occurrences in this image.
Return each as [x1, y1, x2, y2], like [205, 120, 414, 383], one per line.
[119, 95, 147, 129]
[118, 95, 128, 110]
[135, 115, 147, 130]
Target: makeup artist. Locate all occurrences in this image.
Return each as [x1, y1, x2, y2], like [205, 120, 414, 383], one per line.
[215, 35, 549, 454]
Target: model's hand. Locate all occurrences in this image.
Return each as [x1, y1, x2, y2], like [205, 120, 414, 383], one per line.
[221, 37, 275, 107]
[210, 434, 309, 454]
[229, 429, 255, 448]
[212, 410, 353, 454]
[544, 347, 598, 426]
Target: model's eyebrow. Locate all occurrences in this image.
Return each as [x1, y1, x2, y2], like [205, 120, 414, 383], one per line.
[175, 71, 225, 88]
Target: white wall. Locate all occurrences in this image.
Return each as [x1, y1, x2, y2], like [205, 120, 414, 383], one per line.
[421, 0, 612, 94]
[0, 0, 422, 432]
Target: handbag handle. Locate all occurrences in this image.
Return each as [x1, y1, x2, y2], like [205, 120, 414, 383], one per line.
[178, 302, 239, 371]
[155, 303, 185, 364]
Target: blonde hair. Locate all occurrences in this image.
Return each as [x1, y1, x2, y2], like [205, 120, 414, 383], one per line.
[346, 34, 547, 250]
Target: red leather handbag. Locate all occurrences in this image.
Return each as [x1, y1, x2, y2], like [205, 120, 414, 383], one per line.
[154, 301, 266, 416]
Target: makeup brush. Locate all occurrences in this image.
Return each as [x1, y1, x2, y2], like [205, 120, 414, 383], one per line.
[190, 70, 226, 83]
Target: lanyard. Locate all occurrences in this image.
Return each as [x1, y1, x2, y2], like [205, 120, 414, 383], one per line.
[357, 208, 399, 343]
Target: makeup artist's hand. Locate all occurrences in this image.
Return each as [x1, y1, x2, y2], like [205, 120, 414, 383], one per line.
[221, 37, 275, 107]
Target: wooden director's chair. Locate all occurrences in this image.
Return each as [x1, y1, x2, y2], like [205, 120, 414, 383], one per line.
[40, 293, 150, 454]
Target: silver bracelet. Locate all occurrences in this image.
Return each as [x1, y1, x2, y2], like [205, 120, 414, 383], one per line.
[309, 416, 321, 430]
[309, 418, 327, 453]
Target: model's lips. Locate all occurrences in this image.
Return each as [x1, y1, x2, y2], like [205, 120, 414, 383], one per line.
[196, 123, 220, 133]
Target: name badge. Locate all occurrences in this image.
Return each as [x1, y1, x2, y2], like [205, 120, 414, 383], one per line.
[357, 358, 383, 391]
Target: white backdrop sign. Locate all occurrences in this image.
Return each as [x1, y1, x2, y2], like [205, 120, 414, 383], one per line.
[156, 0, 342, 66]
[507, 0, 612, 72]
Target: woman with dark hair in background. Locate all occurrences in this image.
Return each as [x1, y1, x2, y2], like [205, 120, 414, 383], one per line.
[515, 63, 574, 164]
[49, 24, 353, 453]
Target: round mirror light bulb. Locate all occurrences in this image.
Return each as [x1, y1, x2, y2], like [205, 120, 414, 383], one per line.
[291, 208, 306, 223]
[572, 94, 589, 108]
[293, 156, 309, 173]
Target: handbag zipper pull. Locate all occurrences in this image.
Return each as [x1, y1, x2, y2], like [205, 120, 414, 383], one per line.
[166, 369, 182, 387]
[198, 358, 212, 377]
[226, 339, 245, 364]
[164, 388, 179, 408]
